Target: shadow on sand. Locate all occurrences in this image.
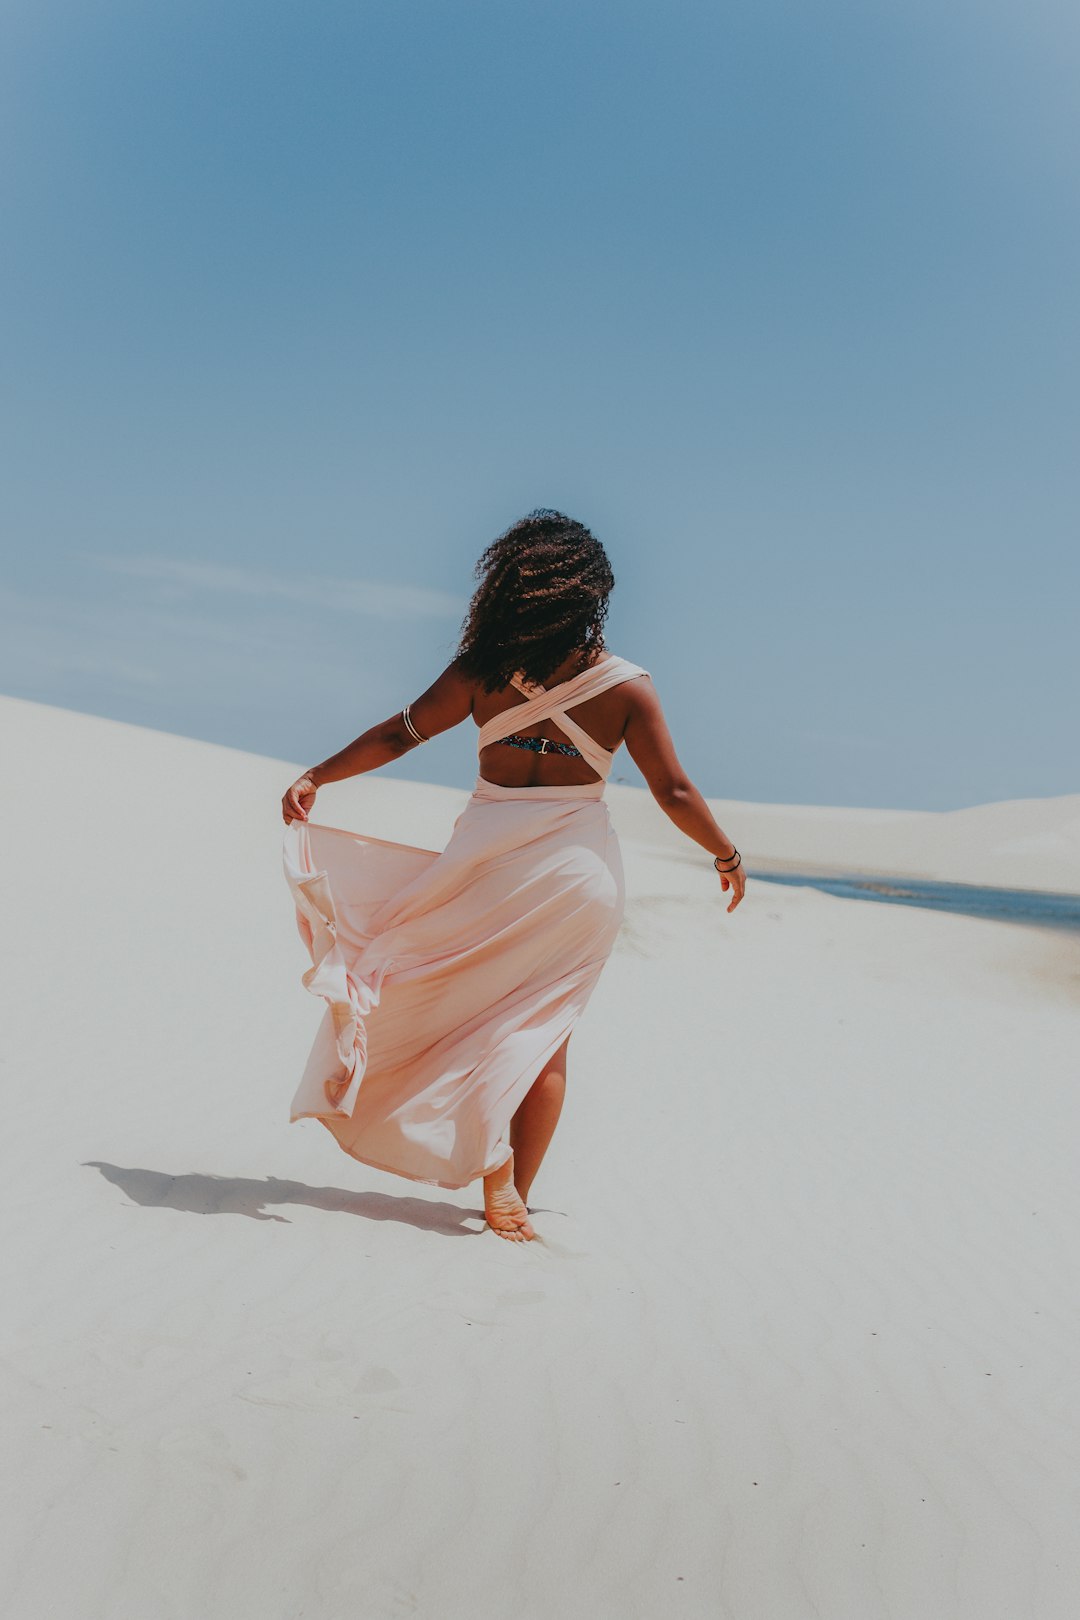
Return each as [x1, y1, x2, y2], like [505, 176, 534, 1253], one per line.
[83, 1161, 487, 1235]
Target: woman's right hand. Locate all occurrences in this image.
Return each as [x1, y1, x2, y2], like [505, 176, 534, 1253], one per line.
[716, 860, 746, 913]
[282, 772, 318, 825]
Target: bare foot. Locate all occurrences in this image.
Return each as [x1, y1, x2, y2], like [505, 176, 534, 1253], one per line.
[484, 1153, 535, 1242]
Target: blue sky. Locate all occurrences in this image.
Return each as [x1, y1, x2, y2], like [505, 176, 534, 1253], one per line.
[3, 0, 1076, 809]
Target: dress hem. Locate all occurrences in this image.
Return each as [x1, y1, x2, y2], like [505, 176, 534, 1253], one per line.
[291, 1004, 585, 1189]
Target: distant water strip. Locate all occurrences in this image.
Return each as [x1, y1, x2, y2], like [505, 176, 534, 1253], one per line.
[755, 872, 1080, 934]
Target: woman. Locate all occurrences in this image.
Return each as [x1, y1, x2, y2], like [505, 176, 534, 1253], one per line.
[281, 510, 745, 1242]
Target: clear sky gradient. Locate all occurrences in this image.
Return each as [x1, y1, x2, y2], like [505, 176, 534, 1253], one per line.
[3, 0, 1076, 808]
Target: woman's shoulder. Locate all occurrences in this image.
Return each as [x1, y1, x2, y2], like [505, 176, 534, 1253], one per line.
[603, 652, 651, 680]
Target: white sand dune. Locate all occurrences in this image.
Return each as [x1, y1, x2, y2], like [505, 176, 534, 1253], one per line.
[2, 691, 1078, 1620]
[605, 783, 1080, 894]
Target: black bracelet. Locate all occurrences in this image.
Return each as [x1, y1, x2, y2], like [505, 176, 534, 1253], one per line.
[714, 850, 741, 873]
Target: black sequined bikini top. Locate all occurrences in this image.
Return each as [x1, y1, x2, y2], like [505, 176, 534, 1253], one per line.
[496, 731, 581, 758]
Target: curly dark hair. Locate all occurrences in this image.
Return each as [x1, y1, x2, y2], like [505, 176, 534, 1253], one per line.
[455, 509, 615, 693]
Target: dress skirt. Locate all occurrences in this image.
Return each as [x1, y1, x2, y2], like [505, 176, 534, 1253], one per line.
[282, 775, 625, 1189]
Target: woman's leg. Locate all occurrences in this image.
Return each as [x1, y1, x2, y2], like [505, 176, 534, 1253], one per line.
[510, 1035, 569, 1206]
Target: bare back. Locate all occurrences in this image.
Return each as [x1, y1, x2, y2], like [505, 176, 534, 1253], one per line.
[473, 649, 641, 788]
[399, 644, 696, 806]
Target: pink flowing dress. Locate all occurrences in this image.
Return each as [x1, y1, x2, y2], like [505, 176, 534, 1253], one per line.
[282, 653, 650, 1189]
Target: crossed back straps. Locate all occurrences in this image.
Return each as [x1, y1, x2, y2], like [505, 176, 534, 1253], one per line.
[476, 653, 650, 781]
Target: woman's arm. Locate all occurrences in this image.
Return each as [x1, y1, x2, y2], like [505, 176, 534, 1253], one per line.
[281, 660, 474, 822]
[622, 676, 746, 911]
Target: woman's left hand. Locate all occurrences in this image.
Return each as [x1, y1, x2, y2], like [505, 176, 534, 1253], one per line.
[282, 772, 318, 824]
